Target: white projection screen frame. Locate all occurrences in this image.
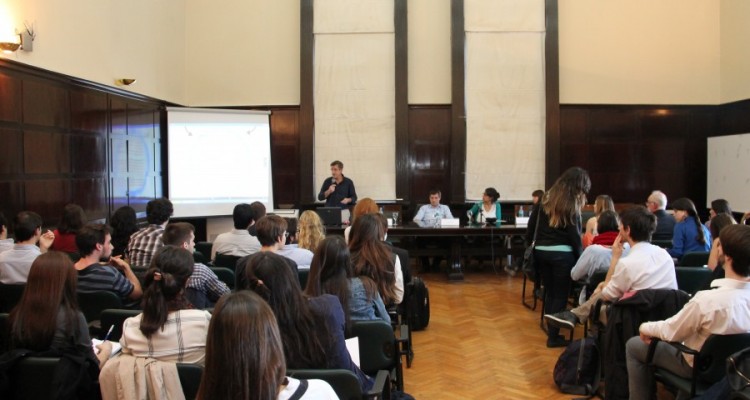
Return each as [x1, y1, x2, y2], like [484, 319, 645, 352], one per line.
[707, 133, 750, 212]
[166, 107, 274, 218]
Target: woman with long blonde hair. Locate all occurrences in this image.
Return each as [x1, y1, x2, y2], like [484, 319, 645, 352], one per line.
[582, 195, 615, 247]
[297, 210, 326, 252]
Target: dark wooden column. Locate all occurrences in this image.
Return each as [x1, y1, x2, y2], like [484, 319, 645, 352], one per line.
[395, 0, 410, 200]
[450, 0, 467, 203]
[545, 0, 560, 188]
[299, 0, 315, 204]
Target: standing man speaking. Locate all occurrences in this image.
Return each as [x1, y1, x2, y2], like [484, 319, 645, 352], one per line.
[318, 160, 357, 208]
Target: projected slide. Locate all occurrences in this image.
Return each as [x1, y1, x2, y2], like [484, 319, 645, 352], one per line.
[167, 108, 274, 217]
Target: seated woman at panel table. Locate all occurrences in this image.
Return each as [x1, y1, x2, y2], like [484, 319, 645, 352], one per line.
[667, 197, 712, 261]
[467, 187, 502, 225]
[120, 246, 211, 365]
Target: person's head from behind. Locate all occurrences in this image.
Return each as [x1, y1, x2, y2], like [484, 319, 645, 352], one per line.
[348, 213, 396, 303]
[10, 251, 78, 350]
[250, 202, 267, 223]
[255, 215, 288, 247]
[232, 203, 254, 230]
[140, 246, 194, 337]
[349, 212, 385, 245]
[483, 188, 500, 203]
[0, 212, 8, 239]
[429, 190, 442, 207]
[330, 160, 344, 179]
[305, 236, 353, 297]
[670, 197, 699, 222]
[162, 222, 196, 252]
[719, 225, 750, 277]
[532, 190, 544, 205]
[619, 206, 657, 243]
[352, 198, 378, 221]
[710, 214, 736, 241]
[543, 167, 591, 227]
[146, 198, 173, 225]
[298, 210, 325, 251]
[196, 291, 286, 400]
[284, 218, 298, 245]
[710, 199, 733, 219]
[110, 206, 137, 236]
[13, 211, 43, 243]
[58, 204, 86, 234]
[76, 224, 112, 259]
[647, 190, 667, 212]
[594, 195, 614, 215]
[596, 210, 620, 234]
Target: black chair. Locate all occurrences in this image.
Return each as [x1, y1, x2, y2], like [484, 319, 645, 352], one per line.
[209, 267, 235, 290]
[99, 309, 140, 341]
[77, 291, 124, 332]
[351, 320, 405, 392]
[679, 251, 710, 267]
[0, 312, 10, 353]
[649, 333, 750, 398]
[288, 369, 390, 400]
[213, 253, 241, 271]
[298, 268, 309, 289]
[11, 357, 61, 399]
[192, 251, 209, 265]
[176, 363, 203, 400]
[652, 239, 673, 249]
[194, 241, 213, 262]
[0, 283, 25, 313]
[675, 267, 713, 296]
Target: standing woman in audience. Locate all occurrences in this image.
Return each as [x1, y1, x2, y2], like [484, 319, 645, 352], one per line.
[297, 210, 326, 252]
[468, 187, 502, 224]
[668, 197, 712, 261]
[305, 236, 390, 330]
[109, 206, 138, 259]
[344, 197, 379, 243]
[196, 291, 337, 400]
[349, 213, 404, 304]
[120, 246, 211, 365]
[527, 167, 590, 348]
[50, 203, 87, 254]
[582, 195, 615, 248]
[239, 252, 373, 392]
[10, 252, 112, 395]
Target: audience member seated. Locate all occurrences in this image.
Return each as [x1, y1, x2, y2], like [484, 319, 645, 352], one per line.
[236, 215, 299, 289]
[531, 189, 544, 206]
[127, 198, 173, 269]
[376, 213, 412, 284]
[276, 217, 313, 268]
[247, 201, 267, 237]
[109, 206, 138, 259]
[305, 236, 391, 329]
[75, 224, 143, 307]
[297, 210, 326, 252]
[9, 252, 113, 397]
[120, 246, 211, 365]
[704, 214, 737, 288]
[344, 197, 379, 244]
[545, 206, 677, 329]
[582, 195, 614, 248]
[570, 210, 628, 301]
[162, 222, 229, 307]
[626, 224, 750, 400]
[238, 252, 373, 392]
[706, 198, 735, 229]
[0, 211, 54, 284]
[349, 213, 404, 304]
[467, 187, 502, 224]
[195, 291, 338, 400]
[210, 203, 261, 261]
[646, 190, 676, 241]
[668, 197, 712, 261]
[0, 212, 12, 253]
[50, 203, 86, 254]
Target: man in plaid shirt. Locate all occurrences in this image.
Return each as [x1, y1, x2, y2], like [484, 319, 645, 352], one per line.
[127, 198, 173, 269]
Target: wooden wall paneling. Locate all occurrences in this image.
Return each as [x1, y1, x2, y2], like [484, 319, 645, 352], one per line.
[0, 71, 22, 123]
[395, 0, 410, 200]
[22, 79, 70, 129]
[0, 182, 24, 223]
[126, 105, 161, 212]
[268, 107, 301, 207]
[299, 0, 315, 204]
[450, 0, 466, 203]
[0, 128, 23, 175]
[545, 0, 561, 188]
[70, 89, 108, 134]
[718, 99, 750, 135]
[23, 130, 71, 175]
[72, 178, 108, 221]
[408, 105, 452, 204]
[24, 180, 72, 223]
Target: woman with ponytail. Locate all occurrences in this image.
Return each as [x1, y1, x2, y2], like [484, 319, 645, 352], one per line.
[668, 197, 712, 261]
[120, 246, 211, 365]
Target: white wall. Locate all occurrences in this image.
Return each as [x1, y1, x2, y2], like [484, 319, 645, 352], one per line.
[720, 0, 750, 103]
[559, 0, 721, 105]
[0, 0, 186, 104]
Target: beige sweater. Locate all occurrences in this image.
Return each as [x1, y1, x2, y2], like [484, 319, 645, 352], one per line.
[100, 355, 185, 400]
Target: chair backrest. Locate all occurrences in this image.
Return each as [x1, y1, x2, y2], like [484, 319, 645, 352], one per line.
[696, 333, 750, 384]
[679, 251, 710, 267]
[651, 239, 673, 249]
[0, 283, 26, 313]
[0, 312, 10, 353]
[675, 267, 713, 296]
[12, 357, 61, 399]
[77, 291, 124, 323]
[297, 268, 309, 289]
[288, 369, 363, 400]
[350, 320, 397, 375]
[176, 363, 204, 400]
[194, 241, 213, 261]
[99, 309, 141, 341]
[213, 254, 241, 271]
[209, 267, 235, 290]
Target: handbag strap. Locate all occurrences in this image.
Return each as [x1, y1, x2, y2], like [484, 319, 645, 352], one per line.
[529, 204, 542, 248]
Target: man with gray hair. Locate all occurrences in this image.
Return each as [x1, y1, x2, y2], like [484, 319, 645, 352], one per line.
[646, 190, 675, 241]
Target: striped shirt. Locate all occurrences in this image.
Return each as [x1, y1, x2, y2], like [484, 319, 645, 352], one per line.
[77, 263, 134, 301]
[120, 309, 211, 366]
[187, 263, 230, 302]
[127, 225, 165, 269]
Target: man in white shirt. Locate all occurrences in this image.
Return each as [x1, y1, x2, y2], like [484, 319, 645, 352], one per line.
[0, 211, 54, 284]
[545, 206, 677, 329]
[275, 217, 313, 268]
[626, 224, 750, 400]
[211, 203, 261, 260]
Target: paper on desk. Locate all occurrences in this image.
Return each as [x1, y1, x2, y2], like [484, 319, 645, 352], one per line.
[345, 337, 360, 367]
[92, 339, 122, 356]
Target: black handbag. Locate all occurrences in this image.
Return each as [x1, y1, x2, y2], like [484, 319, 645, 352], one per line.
[522, 206, 542, 275]
[727, 346, 750, 392]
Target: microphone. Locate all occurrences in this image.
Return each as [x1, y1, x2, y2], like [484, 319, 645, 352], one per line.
[330, 177, 337, 187]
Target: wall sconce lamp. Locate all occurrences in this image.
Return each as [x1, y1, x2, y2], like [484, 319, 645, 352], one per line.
[115, 79, 137, 86]
[0, 27, 35, 54]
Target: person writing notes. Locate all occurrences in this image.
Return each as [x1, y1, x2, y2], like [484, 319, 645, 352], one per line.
[318, 160, 357, 208]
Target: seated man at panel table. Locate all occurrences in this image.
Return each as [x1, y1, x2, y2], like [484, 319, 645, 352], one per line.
[276, 217, 314, 268]
[0, 211, 55, 284]
[127, 198, 173, 269]
[413, 189, 453, 272]
[210, 203, 261, 261]
[75, 224, 143, 306]
[626, 224, 750, 400]
[545, 206, 677, 329]
[235, 215, 299, 289]
[646, 190, 676, 241]
[163, 222, 229, 307]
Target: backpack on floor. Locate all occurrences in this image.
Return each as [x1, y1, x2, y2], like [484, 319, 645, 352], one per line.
[407, 277, 430, 331]
[553, 337, 601, 396]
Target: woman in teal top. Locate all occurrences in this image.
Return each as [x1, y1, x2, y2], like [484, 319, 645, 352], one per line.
[468, 187, 502, 224]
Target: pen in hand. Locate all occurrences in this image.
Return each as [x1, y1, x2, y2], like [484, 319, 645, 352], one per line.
[103, 325, 115, 341]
